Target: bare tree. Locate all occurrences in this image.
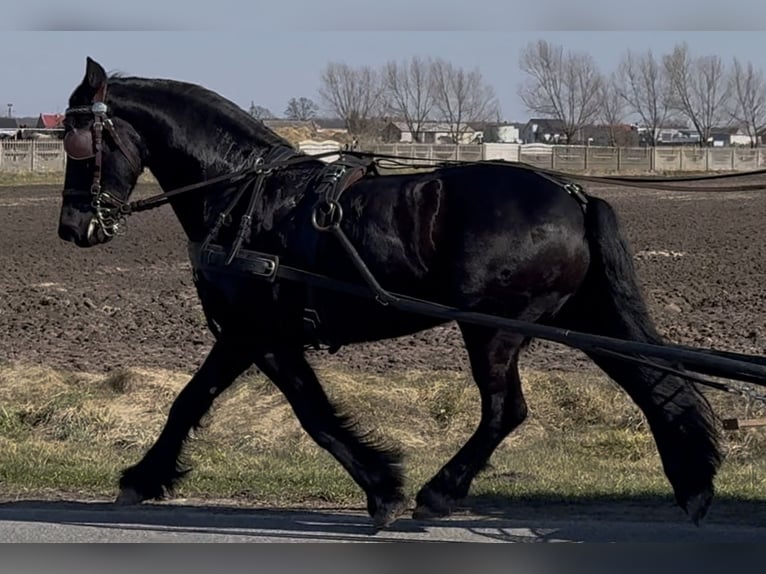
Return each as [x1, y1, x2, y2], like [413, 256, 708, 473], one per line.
[518, 40, 603, 144]
[729, 57, 766, 147]
[284, 97, 319, 121]
[248, 102, 274, 120]
[318, 62, 383, 135]
[663, 42, 732, 145]
[381, 56, 435, 143]
[429, 58, 499, 144]
[599, 73, 628, 146]
[616, 49, 672, 146]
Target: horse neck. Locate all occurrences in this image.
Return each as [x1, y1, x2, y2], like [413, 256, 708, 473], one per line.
[108, 79, 285, 242]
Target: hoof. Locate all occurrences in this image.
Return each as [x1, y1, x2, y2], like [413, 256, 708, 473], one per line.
[412, 488, 455, 520]
[372, 499, 407, 531]
[685, 489, 713, 526]
[115, 487, 144, 506]
[367, 494, 407, 531]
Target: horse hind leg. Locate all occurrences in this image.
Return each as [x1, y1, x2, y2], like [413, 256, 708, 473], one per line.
[554, 196, 723, 524]
[414, 324, 528, 519]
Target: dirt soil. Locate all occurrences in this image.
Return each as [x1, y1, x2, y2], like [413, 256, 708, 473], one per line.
[0, 181, 764, 377]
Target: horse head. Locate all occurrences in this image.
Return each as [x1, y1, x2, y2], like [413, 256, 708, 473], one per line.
[58, 57, 147, 247]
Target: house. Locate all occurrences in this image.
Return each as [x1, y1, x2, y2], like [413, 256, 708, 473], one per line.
[0, 117, 17, 138]
[15, 116, 38, 128]
[707, 126, 754, 147]
[469, 122, 523, 143]
[630, 124, 697, 146]
[37, 113, 65, 129]
[520, 119, 643, 146]
[520, 119, 567, 144]
[0, 115, 66, 139]
[577, 124, 640, 147]
[381, 121, 478, 144]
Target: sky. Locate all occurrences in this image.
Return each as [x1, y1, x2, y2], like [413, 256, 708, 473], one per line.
[3, 1, 766, 122]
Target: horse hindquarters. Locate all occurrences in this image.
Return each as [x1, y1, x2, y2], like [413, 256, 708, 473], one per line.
[553, 196, 723, 523]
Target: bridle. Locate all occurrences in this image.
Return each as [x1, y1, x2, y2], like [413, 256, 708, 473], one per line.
[62, 83, 143, 237]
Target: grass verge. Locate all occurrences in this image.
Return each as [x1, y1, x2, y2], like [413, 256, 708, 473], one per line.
[0, 362, 764, 520]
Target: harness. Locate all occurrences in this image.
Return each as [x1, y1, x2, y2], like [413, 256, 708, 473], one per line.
[191, 151, 379, 350]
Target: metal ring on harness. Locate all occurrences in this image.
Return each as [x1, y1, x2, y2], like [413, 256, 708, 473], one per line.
[311, 199, 344, 231]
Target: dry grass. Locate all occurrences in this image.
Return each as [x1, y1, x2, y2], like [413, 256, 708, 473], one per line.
[0, 361, 764, 512]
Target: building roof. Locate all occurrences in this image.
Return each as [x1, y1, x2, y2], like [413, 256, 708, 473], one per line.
[39, 113, 64, 129]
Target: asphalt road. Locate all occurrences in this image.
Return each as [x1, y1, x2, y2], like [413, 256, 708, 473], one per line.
[1, 500, 765, 542]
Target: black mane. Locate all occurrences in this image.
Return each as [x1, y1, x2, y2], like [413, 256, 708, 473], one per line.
[103, 74, 295, 174]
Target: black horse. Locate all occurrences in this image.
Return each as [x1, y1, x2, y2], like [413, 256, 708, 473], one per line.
[56, 57, 721, 529]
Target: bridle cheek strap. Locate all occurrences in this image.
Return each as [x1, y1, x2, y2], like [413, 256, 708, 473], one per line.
[63, 82, 143, 237]
[63, 82, 143, 194]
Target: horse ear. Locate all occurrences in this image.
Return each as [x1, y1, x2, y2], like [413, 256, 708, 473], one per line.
[84, 57, 107, 93]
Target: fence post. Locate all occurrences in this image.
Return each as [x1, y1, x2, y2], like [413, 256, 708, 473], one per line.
[0, 141, 3, 170]
[30, 141, 36, 173]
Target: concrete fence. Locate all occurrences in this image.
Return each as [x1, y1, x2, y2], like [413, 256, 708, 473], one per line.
[4, 140, 766, 175]
[0, 141, 68, 173]
[366, 143, 766, 173]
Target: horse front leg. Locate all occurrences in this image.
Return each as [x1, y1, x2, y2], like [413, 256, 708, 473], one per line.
[116, 337, 253, 504]
[252, 345, 407, 530]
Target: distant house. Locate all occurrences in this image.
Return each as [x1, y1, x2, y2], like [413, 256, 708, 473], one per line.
[578, 124, 640, 147]
[520, 119, 642, 146]
[381, 120, 478, 144]
[707, 126, 754, 147]
[469, 122, 523, 143]
[15, 116, 38, 128]
[0, 114, 65, 139]
[520, 119, 566, 144]
[38, 113, 65, 129]
[0, 117, 17, 138]
[653, 126, 699, 146]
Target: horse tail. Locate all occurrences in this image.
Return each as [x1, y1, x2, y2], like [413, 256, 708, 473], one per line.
[555, 194, 723, 524]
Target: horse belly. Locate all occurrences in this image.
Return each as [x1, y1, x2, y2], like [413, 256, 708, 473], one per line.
[310, 290, 448, 346]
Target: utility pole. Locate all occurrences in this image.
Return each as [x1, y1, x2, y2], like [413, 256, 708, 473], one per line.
[6, 103, 12, 118]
